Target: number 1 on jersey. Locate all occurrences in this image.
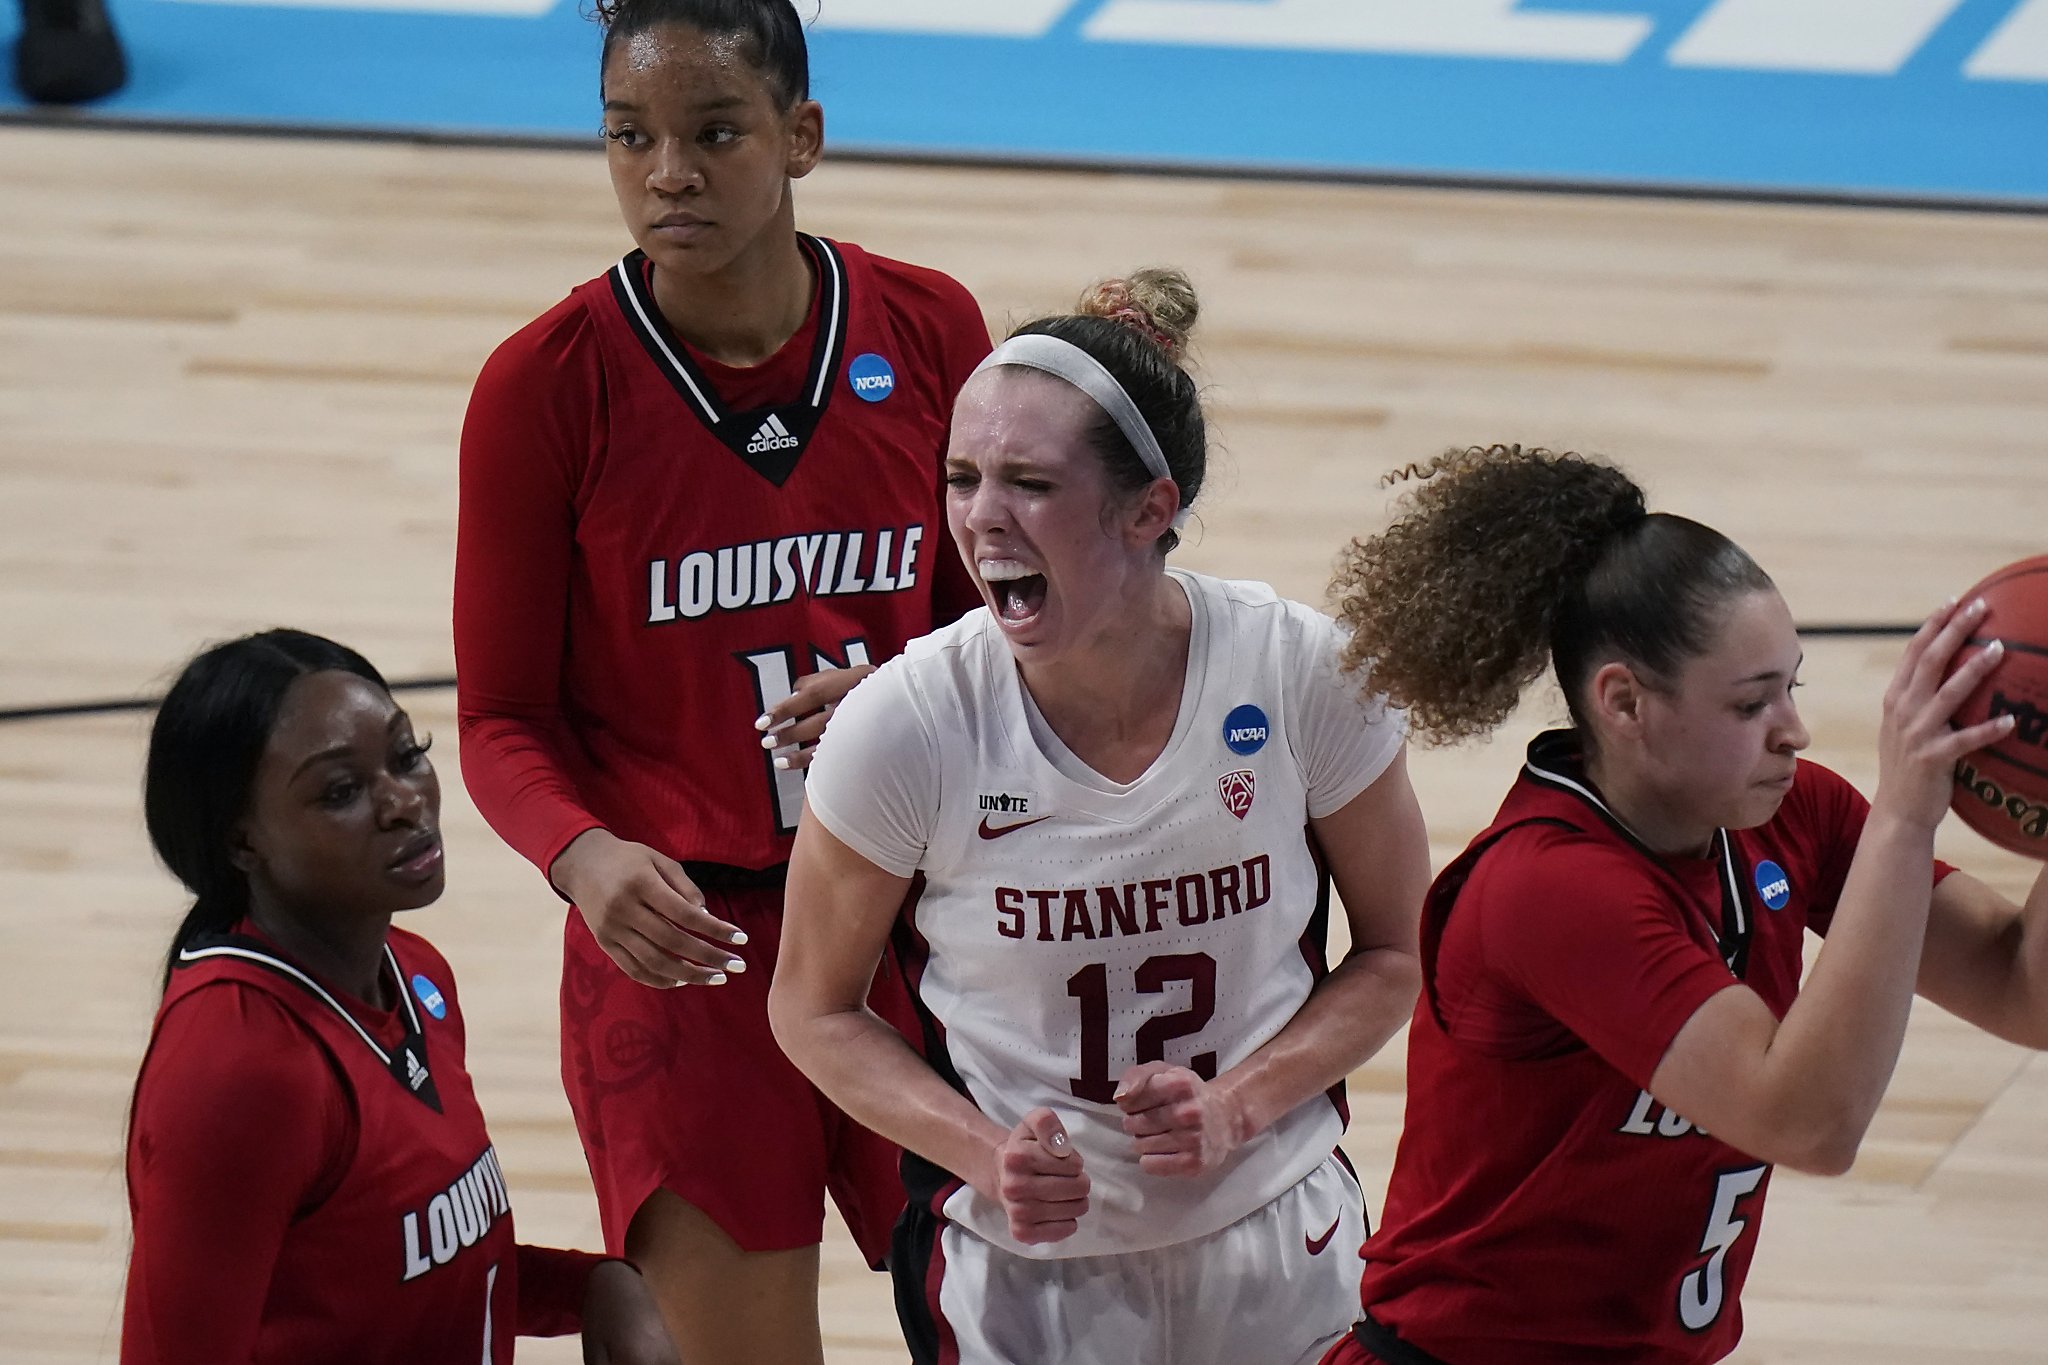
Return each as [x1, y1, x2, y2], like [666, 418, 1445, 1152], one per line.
[738, 639, 872, 833]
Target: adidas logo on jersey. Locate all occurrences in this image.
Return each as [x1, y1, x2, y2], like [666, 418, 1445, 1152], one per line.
[404, 1048, 430, 1091]
[747, 413, 802, 455]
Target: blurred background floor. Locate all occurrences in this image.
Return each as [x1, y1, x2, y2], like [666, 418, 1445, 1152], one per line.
[3, 123, 2047, 1362]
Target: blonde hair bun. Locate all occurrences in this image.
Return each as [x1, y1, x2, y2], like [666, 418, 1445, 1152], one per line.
[1076, 268, 1199, 365]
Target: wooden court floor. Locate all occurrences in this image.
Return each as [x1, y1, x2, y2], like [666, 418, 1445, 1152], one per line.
[3, 123, 2047, 1362]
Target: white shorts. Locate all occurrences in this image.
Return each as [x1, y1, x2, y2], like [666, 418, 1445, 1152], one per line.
[895, 1152, 1366, 1365]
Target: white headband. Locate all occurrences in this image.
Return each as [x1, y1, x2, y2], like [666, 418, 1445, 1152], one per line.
[970, 333, 1190, 529]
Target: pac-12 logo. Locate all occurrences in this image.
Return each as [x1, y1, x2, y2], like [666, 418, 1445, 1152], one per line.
[848, 353, 896, 403]
[411, 973, 447, 1019]
[1753, 860, 1790, 912]
[1219, 769, 1256, 820]
[1224, 704, 1269, 755]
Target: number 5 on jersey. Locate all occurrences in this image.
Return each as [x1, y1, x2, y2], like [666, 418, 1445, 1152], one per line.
[739, 639, 871, 833]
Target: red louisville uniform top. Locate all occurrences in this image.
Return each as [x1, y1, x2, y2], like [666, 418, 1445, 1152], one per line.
[455, 236, 989, 874]
[123, 925, 603, 1365]
[1358, 731, 1953, 1365]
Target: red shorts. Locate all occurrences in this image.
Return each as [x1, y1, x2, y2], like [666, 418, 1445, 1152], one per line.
[558, 880, 914, 1264]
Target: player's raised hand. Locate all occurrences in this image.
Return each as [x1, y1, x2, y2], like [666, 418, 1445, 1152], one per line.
[991, 1107, 1089, 1244]
[1115, 1061, 1252, 1178]
[579, 1259, 681, 1365]
[755, 663, 876, 772]
[549, 827, 747, 990]
[1874, 596, 2015, 830]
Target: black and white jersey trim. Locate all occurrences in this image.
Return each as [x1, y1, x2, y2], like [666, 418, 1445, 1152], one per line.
[177, 936, 445, 1112]
[606, 234, 851, 487]
[1522, 734, 1752, 978]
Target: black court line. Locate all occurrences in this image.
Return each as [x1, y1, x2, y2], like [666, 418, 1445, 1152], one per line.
[0, 629, 1926, 726]
[4, 110, 2045, 218]
[0, 675, 458, 724]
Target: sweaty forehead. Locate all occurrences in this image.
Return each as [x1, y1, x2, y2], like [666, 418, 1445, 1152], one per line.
[606, 26, 761, 102]
[951, 367, 1100, 459]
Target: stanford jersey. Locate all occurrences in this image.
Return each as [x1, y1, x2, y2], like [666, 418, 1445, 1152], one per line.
[805, 572, 1406, 1259]
[1351, 731, 1948, 1365]
[455, 235, 989, 875]
[123, 926, 598, 1364]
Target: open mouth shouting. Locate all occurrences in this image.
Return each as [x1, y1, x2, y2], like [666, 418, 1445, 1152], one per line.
[980, 557, 1048, 631]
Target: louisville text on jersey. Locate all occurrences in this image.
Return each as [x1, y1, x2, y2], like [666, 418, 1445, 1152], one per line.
[402, 1145, 510, 1282]
[995, 855, 1272, 942]
[647, 525, 927, 624]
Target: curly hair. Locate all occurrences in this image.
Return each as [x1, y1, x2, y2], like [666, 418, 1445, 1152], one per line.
[1332, 444, 1772, 746]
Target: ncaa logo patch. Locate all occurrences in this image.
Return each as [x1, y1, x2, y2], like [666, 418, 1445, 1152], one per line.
[411, 973, 447, 1020]
[1224, 703, 1269, 756]
[1753, 860, 1791, 912]
[1219, 769, 1256, 820]
[848, 352, 896, 403]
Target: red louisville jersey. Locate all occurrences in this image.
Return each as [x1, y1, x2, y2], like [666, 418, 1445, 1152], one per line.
[1358, 730, 1944, 1365]
[455, 236, 990, 873]
[124, 927, 589, 1364]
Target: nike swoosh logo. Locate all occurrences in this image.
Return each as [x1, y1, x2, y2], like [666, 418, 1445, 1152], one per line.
[977, 815, 1051, 840]
[1306, 1216, 1342, 1256]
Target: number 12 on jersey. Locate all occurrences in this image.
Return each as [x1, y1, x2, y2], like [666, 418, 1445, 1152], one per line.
[739, 638, 871, 833]
[1068, 952, 1219, 1103]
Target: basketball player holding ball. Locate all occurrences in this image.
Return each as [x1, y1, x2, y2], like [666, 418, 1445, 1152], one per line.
[453, 3, 990, 1361]
[769, 270, 1432, 1365]
[1315, 445, 2048, 1365]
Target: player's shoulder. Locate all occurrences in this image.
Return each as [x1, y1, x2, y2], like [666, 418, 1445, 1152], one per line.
[883, 608, 1001, 691]
[478, 278, 607, 383]
[850, 245, 980, 322]
[152, 971, 335, 1081]
[836, 240, 987, 364]
[1184, 570, 1339, 654]
[1466, 819, 1653, 918]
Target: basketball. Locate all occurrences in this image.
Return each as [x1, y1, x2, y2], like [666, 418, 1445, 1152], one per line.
[1948, 555, 2048, 860]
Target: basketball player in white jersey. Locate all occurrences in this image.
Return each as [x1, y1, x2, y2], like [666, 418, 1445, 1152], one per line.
[769, 270, 1430, 1365]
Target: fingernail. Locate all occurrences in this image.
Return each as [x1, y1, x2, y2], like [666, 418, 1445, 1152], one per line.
[726, 958, 746, 973]
[761, 734, 779, 750]
[708, 972, 728, 986]
[1048, 1131, 1069, 1152]
[669, 979, 686, 989]
[1972, 598, 1989, 613]
[755, 713, 773, 731]
[773, 756, 792, 770]
[1112, 1083, 1130, 1101]
[730, 931, 749, 945]
[1989, 640, 2007, 657]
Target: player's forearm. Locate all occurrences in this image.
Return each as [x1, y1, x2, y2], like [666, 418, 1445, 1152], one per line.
[1212, 942, 1421, 1141]
[1945, 861, 2048, 1049]
[1759, 811, 1935, 1168]
[456, 716, 602, 876]
[770, 998, 1010, 1196]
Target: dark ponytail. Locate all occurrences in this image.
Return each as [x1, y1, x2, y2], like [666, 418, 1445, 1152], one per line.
[145, 629, 387, 991]
[594, 0, 811, 108]
[1331, 444, 1772, 746]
